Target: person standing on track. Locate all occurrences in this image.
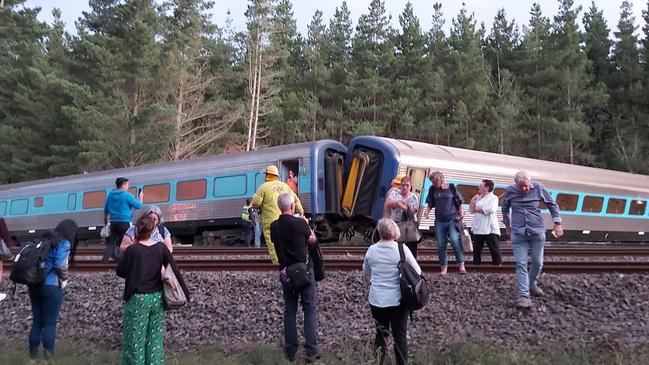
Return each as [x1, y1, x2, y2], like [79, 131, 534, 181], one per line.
[252, 165, 303, 265]
[502, 170, 563, 308]
[102, 177, 143, 263]
[384, 176, 420, 257]
[469, 179, 502, 265]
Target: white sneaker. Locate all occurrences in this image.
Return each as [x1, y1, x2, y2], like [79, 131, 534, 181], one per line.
[0, 292, 7, 302]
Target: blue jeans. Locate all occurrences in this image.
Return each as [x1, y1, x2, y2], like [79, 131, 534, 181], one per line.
[254, 221, 261, 248]
[28, 285, 64, 358]
[512, 233, 545, 298]
[435, 218, 464, 267]
[281, 270, 319, 359]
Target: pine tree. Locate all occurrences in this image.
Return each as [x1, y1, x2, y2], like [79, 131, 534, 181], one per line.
[447, 5, 489, 149]
[608, 0, 645, 172]
[348, 0, 395, 137]
[389, 2, 427, 139]
[302, 10, 328, 141]
[71, 0, 164, 169]
[323, 1, 353, 141]
[160, 0, 242, 161]
[485, 9, 519, 77]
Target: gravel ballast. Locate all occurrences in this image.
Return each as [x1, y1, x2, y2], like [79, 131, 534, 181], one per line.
[1, 271, 648, 357]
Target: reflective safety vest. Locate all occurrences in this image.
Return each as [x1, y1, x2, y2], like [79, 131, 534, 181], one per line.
[242, 205, 251, 222]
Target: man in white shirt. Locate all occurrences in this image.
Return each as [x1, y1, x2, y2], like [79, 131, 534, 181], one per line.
[469, 179, 502, 265]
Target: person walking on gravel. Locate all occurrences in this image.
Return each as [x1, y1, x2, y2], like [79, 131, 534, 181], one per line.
[271, 193, 320, 362]
[252, 165, 304, 265]
[502, 171, 563, 308]
[102, 177, 143, 263]
[363, 218, 421, 365]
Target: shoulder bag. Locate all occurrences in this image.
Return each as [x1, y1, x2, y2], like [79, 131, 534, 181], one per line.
[157, 243, 187, 310]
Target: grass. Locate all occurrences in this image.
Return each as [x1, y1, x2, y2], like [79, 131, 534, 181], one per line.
[1, 340, 647, 365]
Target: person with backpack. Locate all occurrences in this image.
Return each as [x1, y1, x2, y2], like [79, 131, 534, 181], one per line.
[117, 215, 189, 365]
[25, 219, 77, 360]
[422, 171, 466, 275]
[102, 177, 143, 263]
[120, 206, 173, 254]
[363, 218, 421, 365]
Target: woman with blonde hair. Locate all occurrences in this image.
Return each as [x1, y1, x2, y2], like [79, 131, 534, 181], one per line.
[120, 205, 173, 253]
[423, 171, 466, 274]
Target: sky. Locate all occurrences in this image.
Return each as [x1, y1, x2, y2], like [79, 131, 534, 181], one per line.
[23, 0, 648, 38]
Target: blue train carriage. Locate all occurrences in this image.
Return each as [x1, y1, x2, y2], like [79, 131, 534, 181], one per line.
[0, 140, 347, 244]
[342, 136, 649, 242]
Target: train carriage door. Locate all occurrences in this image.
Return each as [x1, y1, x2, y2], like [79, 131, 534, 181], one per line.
[279, 159, 300, 192]
[407, 167, 428, 221]
[341, 152, 369, 217]
[341, 149, 383, 218]
[324, 150, 345, 215]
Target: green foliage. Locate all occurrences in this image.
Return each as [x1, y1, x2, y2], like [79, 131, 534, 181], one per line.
[1, 0, 649, 184]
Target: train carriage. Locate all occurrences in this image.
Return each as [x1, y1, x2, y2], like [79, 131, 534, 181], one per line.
[0, 140, 347, 243]
[342, 136, 649, 242]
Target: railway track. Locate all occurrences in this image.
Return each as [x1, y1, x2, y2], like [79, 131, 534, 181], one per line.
[65, 245, 649, 257]
[54, 260, 649, 273]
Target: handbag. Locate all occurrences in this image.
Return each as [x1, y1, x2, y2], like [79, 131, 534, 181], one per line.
[396, 221, 422, 244]
[100, 223, 111, 239]
[0, 239, 12, 260]
[284, 252, 313, 293]
[456, 219, 473, 253]
[158, 243, 187, 310]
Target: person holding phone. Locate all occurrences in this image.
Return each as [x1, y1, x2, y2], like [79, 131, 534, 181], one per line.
[102, 177, 143, 263]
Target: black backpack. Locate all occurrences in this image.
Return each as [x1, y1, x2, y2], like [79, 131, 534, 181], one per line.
[10, 238, 54, 286]
[398, 243, 430, 314]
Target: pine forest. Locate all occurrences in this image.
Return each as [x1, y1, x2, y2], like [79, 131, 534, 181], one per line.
[1, 0, 649, 184]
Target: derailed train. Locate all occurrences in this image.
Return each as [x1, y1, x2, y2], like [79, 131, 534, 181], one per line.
[1, 136, 648, 243]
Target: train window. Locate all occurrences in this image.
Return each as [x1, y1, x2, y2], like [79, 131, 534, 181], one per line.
[456, 184, 478, 202]
[254, 173, 264, 190]
[606, 198, 627, 214]
[214, 175, 247, 197]
[493, 188, 505, 206]
[128, 187, 137, 197]
[143, 184, 170, 203]
[556, 194, 578, 212]
[581, 196, 603, 213]
[83, 190, 106, 209]
[34, 197, 43, 208]
[176, 179, 207, 201]
[0, 201, 6, 215]
[10, 199, 28, 215]
[629, 200, 647, 216]
[67, 194, 76, 211]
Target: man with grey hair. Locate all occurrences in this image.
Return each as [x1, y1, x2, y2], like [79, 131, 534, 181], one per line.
[502, 170, 563, 308]
[270, 193, 320, 362]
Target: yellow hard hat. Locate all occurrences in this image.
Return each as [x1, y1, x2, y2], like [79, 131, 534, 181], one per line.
[391, 172, 406, 187]
[264, 165, 279, 176]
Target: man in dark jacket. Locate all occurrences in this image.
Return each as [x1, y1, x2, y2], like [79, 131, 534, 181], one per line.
[270, 193, 320, 362]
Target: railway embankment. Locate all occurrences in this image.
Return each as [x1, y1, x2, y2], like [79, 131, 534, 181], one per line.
[1, 270, 648, 359]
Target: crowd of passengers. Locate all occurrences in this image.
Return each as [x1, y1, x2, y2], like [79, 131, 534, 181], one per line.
[0, 168, 563, 365]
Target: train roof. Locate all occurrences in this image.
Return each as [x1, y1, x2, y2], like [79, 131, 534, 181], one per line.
[379, 137, 649, 196]
[0, 142, 318, 196]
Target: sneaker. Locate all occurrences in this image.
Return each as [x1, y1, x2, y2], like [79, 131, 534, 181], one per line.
[531, 283, 544, 297]
[0, 293, 6, 302]
[459, 263, 467, 274]
[517, 297, 532, 308]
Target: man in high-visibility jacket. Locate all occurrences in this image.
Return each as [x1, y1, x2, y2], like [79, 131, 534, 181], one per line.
[252, 165, 304, 264]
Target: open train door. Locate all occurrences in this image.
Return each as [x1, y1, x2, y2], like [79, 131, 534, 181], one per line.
[407, 167, 429, 222]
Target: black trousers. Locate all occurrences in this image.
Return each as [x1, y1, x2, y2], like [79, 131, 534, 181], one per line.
[370, 305, 408, 365]
[472, 233, 502, 265]
[101, 221, 130, 263]
[405, 242, 418, 259]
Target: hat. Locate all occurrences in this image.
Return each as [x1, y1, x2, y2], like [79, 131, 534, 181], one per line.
[264, 165, 279, 176]
[391, 172, 406, 187]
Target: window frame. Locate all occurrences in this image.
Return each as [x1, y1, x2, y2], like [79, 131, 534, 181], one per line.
[555, 193, 579, 212]
[143, 183, 171, 203]
[176, 179, 207, 201]
[606, 198, 627, 215]
[213, 174, 248, 198]
[581, 195, 604, 214]
[629, 200, 647, 216]
[10, 199, 29, 215]
[33, 197, 44, 208]
[82, 190, 107, 209]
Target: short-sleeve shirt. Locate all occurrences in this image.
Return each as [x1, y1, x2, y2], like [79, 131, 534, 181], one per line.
[125, 225, 170, 243]
[386, 189, 419, 222]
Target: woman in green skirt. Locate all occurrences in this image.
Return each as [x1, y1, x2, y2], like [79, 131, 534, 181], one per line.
[117, 215, 189, 365]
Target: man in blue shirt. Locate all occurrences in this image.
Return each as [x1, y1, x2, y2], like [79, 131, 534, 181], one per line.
[102, 177, 143, 263]
[502, 171, 563, 308]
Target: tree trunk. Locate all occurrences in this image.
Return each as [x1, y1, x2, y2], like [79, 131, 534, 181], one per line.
[251, 35, 263, 151]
